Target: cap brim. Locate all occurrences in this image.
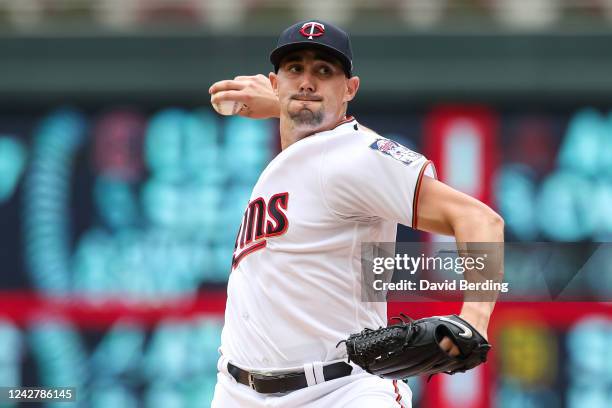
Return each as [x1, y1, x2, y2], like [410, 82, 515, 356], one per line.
[269, 41, 352, 77]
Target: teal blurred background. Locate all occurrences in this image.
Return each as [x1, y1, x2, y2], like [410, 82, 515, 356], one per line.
[1, 1, 612, 407]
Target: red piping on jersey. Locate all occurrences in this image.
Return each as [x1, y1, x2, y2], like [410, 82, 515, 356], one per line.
[392, 379, 405, 407]
[411, 160, 435, 230]
[232, 240, 267, 269]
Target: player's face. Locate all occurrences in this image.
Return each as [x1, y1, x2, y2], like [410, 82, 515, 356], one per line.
[270, 49, 359, 134]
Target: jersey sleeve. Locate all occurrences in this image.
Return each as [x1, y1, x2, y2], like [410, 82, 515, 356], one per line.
[321, 134, 436, 228]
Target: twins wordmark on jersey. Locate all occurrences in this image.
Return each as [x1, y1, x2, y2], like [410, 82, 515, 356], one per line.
[232, 192, 289, 269]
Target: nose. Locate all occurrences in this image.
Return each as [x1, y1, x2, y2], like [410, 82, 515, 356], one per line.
[298, 71, 316, 93]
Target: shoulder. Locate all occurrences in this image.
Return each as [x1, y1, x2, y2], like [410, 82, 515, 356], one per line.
[325, 121, 426, 167]
[324, 121, 378, 153]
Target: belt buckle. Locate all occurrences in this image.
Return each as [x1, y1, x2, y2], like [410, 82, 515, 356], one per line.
[248, 373, 256, 390]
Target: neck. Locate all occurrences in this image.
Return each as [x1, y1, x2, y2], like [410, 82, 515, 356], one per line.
[279, 115, 350, 150]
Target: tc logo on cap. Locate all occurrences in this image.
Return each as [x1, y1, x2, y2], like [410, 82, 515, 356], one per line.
[299, 22, 325, 40]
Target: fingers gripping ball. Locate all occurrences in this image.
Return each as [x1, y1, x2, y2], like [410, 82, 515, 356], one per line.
[211, 97, 246, 116]
[340, 314, 491, 380]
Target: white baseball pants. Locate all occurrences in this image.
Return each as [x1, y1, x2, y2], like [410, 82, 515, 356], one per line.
[211, 360, 412, 408]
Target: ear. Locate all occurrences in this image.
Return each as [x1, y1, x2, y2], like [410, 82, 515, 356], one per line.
[269, 72, 279, 97]
[344, 76, 360, 103]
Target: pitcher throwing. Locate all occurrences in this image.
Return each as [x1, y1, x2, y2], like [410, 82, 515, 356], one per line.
[210, 19, 504, 407]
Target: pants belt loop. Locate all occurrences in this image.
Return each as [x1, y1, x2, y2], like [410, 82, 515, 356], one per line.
[218, 355, 230, 377]
[303, 363, 317, 386]
[313, 361, 325, 384]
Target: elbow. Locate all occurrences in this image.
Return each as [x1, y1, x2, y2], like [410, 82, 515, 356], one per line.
[487, 209, 504, 232]
[480, 206, 505, 240]
[452, 203, 504, 241]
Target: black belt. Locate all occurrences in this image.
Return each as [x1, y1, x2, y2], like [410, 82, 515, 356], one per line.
[227, 361, 353, 394]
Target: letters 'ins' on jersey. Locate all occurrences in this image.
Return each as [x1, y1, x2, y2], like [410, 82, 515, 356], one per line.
[232, 192, 289, 269]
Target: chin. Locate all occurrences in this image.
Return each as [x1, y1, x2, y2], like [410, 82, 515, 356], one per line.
[289, 109, 325, 129]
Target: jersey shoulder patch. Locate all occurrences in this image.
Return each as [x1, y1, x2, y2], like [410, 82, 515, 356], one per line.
[369, 137, 423, 166]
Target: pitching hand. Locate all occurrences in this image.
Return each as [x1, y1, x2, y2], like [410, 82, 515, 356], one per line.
[209, 74, 280, 119]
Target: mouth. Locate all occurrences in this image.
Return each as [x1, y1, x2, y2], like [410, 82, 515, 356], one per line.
[291, 95, 323, 102]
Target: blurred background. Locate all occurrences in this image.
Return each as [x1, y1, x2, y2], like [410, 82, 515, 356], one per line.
[1, 0, 612, 407]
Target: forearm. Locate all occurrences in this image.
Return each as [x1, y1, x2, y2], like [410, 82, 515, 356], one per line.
[452, 209, 504, 336]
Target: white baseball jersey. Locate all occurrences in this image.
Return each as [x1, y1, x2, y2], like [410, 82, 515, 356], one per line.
[220, 116, 436, 370]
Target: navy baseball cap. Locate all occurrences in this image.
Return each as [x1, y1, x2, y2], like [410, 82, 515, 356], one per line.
[270, 20, 353, 78]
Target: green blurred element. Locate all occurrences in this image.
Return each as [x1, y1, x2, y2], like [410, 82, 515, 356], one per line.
[142, 108, 223, 232]
[223, 116, 273, 182]
[0, 137, 26, 204]
[72, 228, 215, 301]
[566, 317, 612, 408]
[0, 320, 21, 408]
[94, 177, 139, 230]
[534, 108, 612, 241]
[70, 107, 262, 299]
[90, 321, 145, 378]
[495, 165, 538, 241]
[141, 318, 222, 381]
[28, 320, 87, 408]
[558, 109, 604, 177]
[89, 386, 137, 408]
[537, 171, 596, 241]
[22, 317, 222, 407]
[141, 318, 222, 407]
[144, 108, 220, 182]
[23, 109, 87, 294]
[144, 385, 182, 408]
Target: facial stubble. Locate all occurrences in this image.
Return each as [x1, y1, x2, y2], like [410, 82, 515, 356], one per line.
[288, 106, 324, 127]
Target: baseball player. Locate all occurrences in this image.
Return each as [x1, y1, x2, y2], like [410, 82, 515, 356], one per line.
[209, 20, 504, 407]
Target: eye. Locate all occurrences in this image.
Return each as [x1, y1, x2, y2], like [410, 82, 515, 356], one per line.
[318, 65, 332, 75]
[287, 64, 302, 73]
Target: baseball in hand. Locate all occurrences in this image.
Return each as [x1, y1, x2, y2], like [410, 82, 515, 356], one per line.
[211, 97, 245, 116]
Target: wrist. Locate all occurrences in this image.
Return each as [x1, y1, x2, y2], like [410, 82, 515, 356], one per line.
[459, 303, 493, 338]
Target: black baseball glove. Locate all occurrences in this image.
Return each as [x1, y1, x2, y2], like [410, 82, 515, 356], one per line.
[339, 314, 491, 380]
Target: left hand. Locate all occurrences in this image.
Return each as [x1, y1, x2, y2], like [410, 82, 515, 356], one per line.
[343, 313, 491, 380]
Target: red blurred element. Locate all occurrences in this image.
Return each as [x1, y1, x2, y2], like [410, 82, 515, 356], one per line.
[506, 116, 558, 175]
[424, 105, 500, 207]
[387, 301, 461, 319]
[1, 292, 607, 337]
[0, 291, 226, 329]
[418, 105, 499, 407]
[92, 110, 147, 181]
[417, 105, 500, 406]
[423, 363, 492, 408]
